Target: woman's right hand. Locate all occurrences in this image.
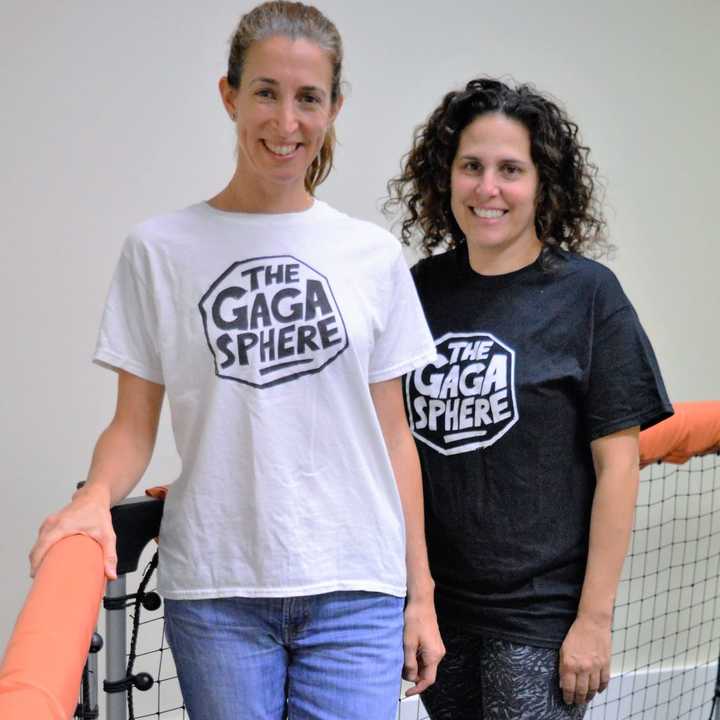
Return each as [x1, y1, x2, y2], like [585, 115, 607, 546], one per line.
[29, 483, 117, 580]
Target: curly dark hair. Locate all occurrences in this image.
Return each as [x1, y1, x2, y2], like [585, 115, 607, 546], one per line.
[385, 78, 610, 258]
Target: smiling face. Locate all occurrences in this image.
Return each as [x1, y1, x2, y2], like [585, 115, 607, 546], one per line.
[222, 35, 340, 201]
[450, 113, 542, 272]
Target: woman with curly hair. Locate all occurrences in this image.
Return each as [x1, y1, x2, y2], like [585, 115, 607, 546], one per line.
[386, 78, 673, 718]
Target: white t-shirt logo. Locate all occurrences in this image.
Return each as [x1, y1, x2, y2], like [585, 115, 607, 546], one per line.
[199, 255, 348, 388]
[405, 332, 518, 455]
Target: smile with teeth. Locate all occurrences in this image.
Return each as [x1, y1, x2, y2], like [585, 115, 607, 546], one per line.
[472, 208, 507, 219]
[264, 140, 300, 156]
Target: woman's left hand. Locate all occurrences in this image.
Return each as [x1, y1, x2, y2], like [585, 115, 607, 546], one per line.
[559, 615, 611, 705]
[402, 597, 445, 696]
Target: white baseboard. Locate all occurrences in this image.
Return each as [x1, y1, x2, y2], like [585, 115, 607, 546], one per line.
[588, 664, 717, 719]
[397, 694, 427, 719]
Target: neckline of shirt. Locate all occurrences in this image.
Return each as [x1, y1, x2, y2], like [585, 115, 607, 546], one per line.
[457, 241, 549, 287]
[193, 198, 330, 224]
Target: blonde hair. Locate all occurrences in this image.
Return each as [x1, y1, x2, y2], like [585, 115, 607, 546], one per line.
[227, 1, 343, 194]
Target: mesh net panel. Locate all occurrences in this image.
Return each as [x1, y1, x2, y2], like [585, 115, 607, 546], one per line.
[95, 453, 720, 720]
[588, 453, 720, 719]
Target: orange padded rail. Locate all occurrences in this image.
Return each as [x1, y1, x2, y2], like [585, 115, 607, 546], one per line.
[145, 485, 169, 500]
[639, 401, 720, 467]
[0, 535, 105, 720]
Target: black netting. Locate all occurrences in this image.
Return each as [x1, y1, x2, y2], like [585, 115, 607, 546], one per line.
[85, 453, 720, 720]
[589, 454, 720, 719]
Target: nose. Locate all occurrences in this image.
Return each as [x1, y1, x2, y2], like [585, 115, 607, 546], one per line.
[274, 99, 299, 136]
[476, 170, 500, 198]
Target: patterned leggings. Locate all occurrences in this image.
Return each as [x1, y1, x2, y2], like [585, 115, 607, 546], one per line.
[421, 625, 587, 720]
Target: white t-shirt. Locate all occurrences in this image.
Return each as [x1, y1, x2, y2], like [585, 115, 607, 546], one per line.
[94, 200, 436, 599]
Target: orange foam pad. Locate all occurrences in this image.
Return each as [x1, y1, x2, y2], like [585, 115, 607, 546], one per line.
[640, 401, 720, 467]
[145, 485, 169, 500]
[0, 535, 105, 720]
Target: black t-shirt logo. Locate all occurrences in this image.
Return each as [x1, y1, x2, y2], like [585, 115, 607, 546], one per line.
[199, 255, 348, 388]
[405, 332, 518, 455]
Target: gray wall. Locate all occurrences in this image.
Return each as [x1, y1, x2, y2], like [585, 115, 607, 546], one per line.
[1, 0, 718, 663]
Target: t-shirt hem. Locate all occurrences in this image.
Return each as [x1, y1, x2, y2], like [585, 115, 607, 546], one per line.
[158, 579, 407, 600]
[369, 349, 437, 384]
[589, 403, 674, 441]
[93, 349, 164, 385]
[439, 619, 565, 650]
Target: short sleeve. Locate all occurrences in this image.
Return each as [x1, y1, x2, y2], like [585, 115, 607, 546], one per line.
[584, 272, 672, 440]
[93, 239, 164, 385]
[368, 251, 436, 383]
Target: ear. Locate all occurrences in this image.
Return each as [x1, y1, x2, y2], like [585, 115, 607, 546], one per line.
[219, 76, 238, 121]
[328, 94, 344, 126]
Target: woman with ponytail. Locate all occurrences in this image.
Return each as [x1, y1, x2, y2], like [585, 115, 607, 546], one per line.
[29, 4, 444, 717]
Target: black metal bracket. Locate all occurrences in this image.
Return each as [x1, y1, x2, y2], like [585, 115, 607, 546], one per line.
[74, 704, 99, 719]
[104, 672, 155, 694]
[103, 590, 162, 612]
[110, 495, 165, 575]
[103, 594, 138, 611]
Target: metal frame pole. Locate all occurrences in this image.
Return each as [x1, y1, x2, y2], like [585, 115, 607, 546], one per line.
[104, 576, 128, 720]
[713, 657, 720, 720]
[86, 648, 98, 713]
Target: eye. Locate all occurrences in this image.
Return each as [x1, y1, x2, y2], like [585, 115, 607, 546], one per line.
[462, 160, 481, 173]
[255, 88, 275, 100]
[501, 164, 523, 177]
[299, 92, 322, 105]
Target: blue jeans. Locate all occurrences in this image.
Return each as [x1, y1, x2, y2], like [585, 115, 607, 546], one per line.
[164, 591, 404, 720]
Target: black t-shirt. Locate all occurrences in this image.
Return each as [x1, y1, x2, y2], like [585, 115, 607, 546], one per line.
[406, 244, 673, 648]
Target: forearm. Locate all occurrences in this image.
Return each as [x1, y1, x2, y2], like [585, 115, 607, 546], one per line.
[369, 377, 444, 690]
[577, 455, 639, 624]
[76, 370, 164, 508]
[388, 431, 435, 601]
[558, 429, 640, 704]
[79, 419, 157, 507]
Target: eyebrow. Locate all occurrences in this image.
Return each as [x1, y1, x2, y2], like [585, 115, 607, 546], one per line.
[457, 154, 529, 165]
[249, 77, 327, 97]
